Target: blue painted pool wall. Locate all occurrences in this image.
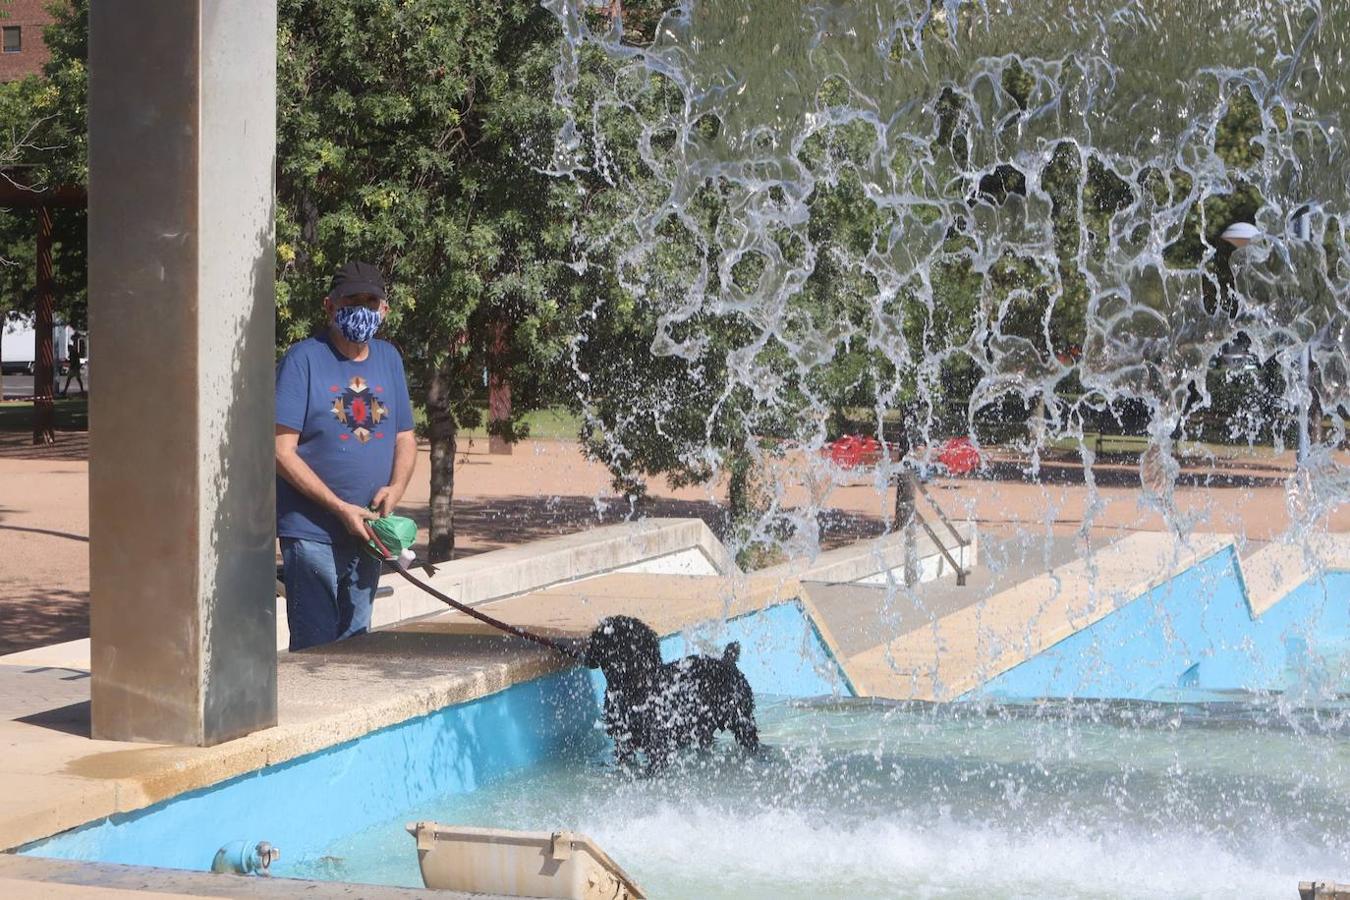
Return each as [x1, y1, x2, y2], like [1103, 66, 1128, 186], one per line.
[667, 601, 854, 698]
[24, 668, 599, 871]
[28, 598, 846, 871]
[975, 548, 1350, 701]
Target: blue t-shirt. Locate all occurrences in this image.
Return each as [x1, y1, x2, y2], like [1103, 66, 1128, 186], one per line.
[275, 335, 415, 543]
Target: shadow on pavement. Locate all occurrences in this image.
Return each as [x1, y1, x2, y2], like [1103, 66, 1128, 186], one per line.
[402, 493, 891, 559]
[0, 587, 89, 655]
[0, 430, 89, 461]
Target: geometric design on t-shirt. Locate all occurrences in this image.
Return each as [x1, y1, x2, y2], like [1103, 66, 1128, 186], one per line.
[332, 375, 389, 444]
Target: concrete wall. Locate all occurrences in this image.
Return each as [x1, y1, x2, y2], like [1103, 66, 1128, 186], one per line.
[357, 518, 737, 635]
[759, 522, 977, 586]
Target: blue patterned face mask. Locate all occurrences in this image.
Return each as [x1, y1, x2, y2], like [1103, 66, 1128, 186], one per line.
[335, 305, 382, 343]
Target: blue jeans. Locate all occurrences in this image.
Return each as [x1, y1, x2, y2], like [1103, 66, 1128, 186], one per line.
[280, 536, 381, 651]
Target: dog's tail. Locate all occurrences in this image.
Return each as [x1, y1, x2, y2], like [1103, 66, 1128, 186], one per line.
[722, 641, 741, 665]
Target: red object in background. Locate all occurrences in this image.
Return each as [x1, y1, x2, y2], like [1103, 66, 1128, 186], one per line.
[825, 434, 882, 469]
[937, 437, 981, 475]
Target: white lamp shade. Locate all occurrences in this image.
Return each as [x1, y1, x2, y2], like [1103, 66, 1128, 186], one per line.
[1220, 222, 1261, 246]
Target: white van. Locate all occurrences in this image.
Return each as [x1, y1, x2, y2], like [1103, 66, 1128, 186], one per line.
[1, 314, 83, 375]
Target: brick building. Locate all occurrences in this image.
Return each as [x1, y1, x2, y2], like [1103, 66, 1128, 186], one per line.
[0, 0, 55, 82]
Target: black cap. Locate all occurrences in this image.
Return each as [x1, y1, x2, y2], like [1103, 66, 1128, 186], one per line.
[328, 261, 386, 301]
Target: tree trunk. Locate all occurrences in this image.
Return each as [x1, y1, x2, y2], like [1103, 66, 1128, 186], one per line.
[487, 320, 512, 455]
[426, 361, 457, 562]
[1030, 394, 1046, 447]
[33, 205, 55, 445]
[1309, 358, 1325, 454]
[726, 448, 752, 530]
[725, 448, 760, 570]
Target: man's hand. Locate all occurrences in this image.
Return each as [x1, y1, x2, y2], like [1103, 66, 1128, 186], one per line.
[334, 502, 379, 539]
[370, 485, 403, 518]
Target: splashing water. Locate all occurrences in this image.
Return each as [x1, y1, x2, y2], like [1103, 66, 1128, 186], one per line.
[544, 0, 1348, 559]
[288, 697, 1350, 897]
[502, 3, 1350, 892]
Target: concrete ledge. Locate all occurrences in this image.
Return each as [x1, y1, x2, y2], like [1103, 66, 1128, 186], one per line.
[399, 571, 802, 641]
[0, 773, 119, 858]
[0, 635, 570, 852]
[0, 565, 790, 852]
[757, 522, 976, 586]
[0, 641, 92, 672]
[1242, 533, 1350, 617]
[371, 517, 738, 631]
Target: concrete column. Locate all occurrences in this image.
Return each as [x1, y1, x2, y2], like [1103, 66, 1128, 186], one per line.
[88, 1, 278, 745]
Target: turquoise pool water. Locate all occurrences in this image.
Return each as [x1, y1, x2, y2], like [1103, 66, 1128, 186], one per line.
[284, 695, 1350, 898]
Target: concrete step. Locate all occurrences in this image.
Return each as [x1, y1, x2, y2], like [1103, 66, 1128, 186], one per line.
[803, 533, 1083, 658]
[840, 532, 1236, 701]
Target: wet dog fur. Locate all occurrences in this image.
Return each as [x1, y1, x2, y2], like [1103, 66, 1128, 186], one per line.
[584, 615, 759, 770]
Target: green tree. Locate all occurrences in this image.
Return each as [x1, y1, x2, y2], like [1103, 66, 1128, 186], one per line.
[274, 0, 575, 559]
[2, 0, 576, 558]
[0, 0, 88, 344]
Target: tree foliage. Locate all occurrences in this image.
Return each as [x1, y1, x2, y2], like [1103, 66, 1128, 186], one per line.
[0, 0, 87, 333]
[275, 0, 578, 557]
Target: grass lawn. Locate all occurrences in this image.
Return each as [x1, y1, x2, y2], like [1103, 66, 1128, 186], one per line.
[1043, 431, 1287, 460]
[0, 397, 88, 432]
[412, 405, 582, 442]
[0, 398, 1292, 460]
[465, 406, 580, 441]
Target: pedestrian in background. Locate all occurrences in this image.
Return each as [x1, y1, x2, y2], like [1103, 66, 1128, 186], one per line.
[60, 332, 84, 396]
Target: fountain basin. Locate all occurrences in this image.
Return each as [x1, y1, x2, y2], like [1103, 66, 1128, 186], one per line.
[12, 538, 1349, 898]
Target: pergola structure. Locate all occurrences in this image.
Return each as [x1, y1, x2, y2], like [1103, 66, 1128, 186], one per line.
[87, 2, 278, 746]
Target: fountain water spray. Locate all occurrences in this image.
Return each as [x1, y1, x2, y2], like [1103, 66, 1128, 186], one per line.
[544, 0, 1347, 566]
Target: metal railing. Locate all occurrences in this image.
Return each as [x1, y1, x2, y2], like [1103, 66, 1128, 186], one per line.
[897, 473, 971, 587]
[914, 509, 969, 586]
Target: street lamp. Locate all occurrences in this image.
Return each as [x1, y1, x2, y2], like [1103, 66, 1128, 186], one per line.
[1221, 219, 1313, 466]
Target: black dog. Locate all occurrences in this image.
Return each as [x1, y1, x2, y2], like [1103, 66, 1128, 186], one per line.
[583, 615, 759, 770]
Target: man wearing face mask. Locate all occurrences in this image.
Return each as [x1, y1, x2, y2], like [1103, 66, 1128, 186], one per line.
[274, 261, 416, 651]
